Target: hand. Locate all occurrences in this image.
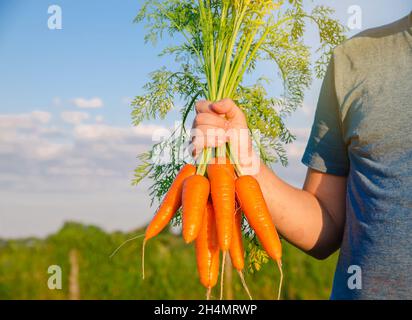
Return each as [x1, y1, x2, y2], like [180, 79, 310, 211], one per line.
[191, 98, 259, 174]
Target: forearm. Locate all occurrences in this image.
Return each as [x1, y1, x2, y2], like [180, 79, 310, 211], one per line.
[253, 162, 342, 259]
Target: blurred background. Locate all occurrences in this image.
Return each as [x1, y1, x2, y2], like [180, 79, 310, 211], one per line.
[0, 0, 411, 299]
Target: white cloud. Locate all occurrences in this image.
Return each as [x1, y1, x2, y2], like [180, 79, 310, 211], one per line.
[284, 126, 310, 160]
[95, 115, 104, 123]
[299, 102, 316, 119]
[73, 124, 128, 140]
[0, 111, 52, 129]
[290, 127, 311, 141]
[47, 166, 94, 176]
[272, 125, 312, 187]
[0, 110, 166, 194]
[32, 144, 70, 160]
[32, 111, 52, 123]
[37, 126, 62, 135]
[72, 97, 103, 108]
[0, 114, 32, 129]
[61, 111, 89, 125]
[74, 123, 168, 141]
[133, 124, 170, 138]
[0, 125, 70, 161]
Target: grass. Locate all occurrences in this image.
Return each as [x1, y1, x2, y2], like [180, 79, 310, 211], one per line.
[0, 222, 338, 300]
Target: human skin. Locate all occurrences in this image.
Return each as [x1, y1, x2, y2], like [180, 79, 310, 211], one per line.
[191, 98, 347, 259]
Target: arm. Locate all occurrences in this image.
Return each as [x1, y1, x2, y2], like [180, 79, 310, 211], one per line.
[254, 164, 346, 259]
[192, 98, 347, 260]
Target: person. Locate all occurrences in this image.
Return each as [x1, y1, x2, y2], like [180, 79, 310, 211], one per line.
[191, 12, 412, 299]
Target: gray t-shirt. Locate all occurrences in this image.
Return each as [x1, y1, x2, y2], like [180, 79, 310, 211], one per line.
[302, 12, 412, 299]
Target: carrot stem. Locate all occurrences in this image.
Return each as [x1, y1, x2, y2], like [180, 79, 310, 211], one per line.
[196, 147, 212, 175]
[216, 144, 226, 159]
[276, 259, 283, 300]
[237, 270, 252, 300]
[226, 143, 243, 177]
[220, 251, 226, 300]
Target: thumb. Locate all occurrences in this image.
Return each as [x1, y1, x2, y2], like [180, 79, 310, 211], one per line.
[211, 98, 244, 121]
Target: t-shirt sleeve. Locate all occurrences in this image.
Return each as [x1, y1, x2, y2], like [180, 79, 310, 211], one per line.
[301, 56, 349, 176]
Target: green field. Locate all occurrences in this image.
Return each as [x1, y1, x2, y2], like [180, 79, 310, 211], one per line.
[0, 222, 338, 300]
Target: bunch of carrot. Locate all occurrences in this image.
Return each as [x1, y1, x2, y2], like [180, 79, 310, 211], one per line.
[142, 146, 283, 300]
[137, 1, 287, 300]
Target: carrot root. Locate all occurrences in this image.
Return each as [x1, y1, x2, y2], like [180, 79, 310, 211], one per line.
[142, 239, 147, 280]
[206, 287, 211, 300]
[109, 233, 144, 259]
[220, 251, 226, 300]
[276, 259, 283, 300]
[237, 270, 252, 300]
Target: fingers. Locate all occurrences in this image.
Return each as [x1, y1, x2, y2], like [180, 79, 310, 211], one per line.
[195, 100, 214, 114]
[192, 98, 246, 158]
[210, 98, 245, 121]
[191, 109, 229, 157]
[193, 113, 228, 129]
[196, 98, 244, 121]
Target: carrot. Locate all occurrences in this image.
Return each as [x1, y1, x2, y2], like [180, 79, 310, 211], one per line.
[182, 174, 210, 243]
[235, 175, 283, 300]
[195, 201, 220, 299]
[229, 206, 245, 271]
[144, 164, 196, 240]
[142, 164, 196, 278]
[207, 156, 235, 299]
[207, 157, 235, 251]
[142, 164, 196, 279]
[207, 156, 235, 300]
[229, 206, 252, 300]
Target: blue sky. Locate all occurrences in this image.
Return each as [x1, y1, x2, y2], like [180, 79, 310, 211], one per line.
[0, 0, 411, 238]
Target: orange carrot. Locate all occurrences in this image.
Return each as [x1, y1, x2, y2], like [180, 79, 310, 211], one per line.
[207, 157, 235, 251]
[144, 164, 196, 241]
[207, 156, 235, 299]
[235, 175, 283, 299]
[229, 206, 252, 300]
[235, 175, 282, 261]
[195, 201, 220, 299]
[229, 207, 245, 271]
[142, 164, 195, 278]
[182, 175, 210, 243]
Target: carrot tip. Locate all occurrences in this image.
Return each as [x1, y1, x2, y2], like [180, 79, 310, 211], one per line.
[276, 259, 282, 268]
[109, 233, 145, 260]
[220, 251, 226, 300]
[206, 287, 212, 300]
[142, 239, 147, 280]
[276, 259, 283, 300]
[237, 270, 253, 300]
[183, 236, 195, 244]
